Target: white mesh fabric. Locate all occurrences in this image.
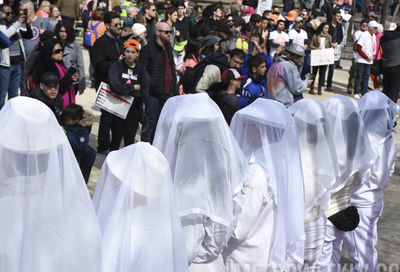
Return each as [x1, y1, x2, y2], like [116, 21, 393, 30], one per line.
[92, 142, 188, 272]
[0, 97, 101, 272]
[230, 98, 305, 268]
[322, 96, 375, 193]
[358, 91, 399, 146]
[153, 93, 247, 263]
[289, 98, 338, 215]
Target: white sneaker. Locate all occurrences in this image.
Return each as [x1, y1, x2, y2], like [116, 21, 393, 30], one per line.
[353, 94, 361, 99]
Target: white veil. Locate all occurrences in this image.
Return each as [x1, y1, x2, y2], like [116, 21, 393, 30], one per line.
[153, 93, 247, 263]
[92, 142, 188, 272]
[0, 97, 101, 272]
[230, 98, 305, 268]
[289, 98, 338, 214]
[322, 96, 375, 193]
[358, 91, 399, 146]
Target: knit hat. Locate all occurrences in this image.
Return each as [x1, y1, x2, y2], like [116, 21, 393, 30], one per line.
[287, 10, 298, 22]
[124, 39, 140, 51]
[131, 23, 146, 37]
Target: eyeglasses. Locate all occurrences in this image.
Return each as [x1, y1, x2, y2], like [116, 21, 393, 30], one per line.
[297, 21, 304, 24]
[5, 12, 12, 16]
[227, 19, 233, 22]
[159, 30, 172, 34]
[113, 23, 121, 27]
[53, 49, 63, 54]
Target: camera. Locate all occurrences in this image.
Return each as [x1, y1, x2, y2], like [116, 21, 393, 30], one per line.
[23, 9, 28, 16]
[306, 73, 315, 80]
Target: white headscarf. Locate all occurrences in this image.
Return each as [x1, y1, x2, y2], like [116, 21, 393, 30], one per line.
[289, 98, 338, 214]
[0, 97, 101, 272]
[358, 91, 399, 146]
[322, 96, 375, 193]
[153, 93, 247, 263]
[230, 98, 305, 268]
[92, 142, 188, 272]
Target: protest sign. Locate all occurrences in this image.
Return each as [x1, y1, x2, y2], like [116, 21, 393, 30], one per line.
[257, 0, 273, 15]
[311, 48, 335, 66]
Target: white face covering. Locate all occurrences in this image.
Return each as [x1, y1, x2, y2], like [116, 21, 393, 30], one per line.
[230, 98, 305, 268]
[92, 142, 188, 272]
[358, 90, 399, 146]
[323, 96, 375, 192]
[153, 93, 248, 263]
[0, 97, 101, 272]
[289, 98, 339, 214]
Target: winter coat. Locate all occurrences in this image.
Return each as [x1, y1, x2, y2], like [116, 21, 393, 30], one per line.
[63, 40, 86, 90]
[29, 86, 64, 121]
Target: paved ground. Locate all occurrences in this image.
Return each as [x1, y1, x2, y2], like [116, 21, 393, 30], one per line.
[76, 48, 400, 269]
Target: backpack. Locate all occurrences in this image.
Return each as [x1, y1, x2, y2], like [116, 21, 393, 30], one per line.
[84, 21, 101, 47]
[179, 53, 227, 95]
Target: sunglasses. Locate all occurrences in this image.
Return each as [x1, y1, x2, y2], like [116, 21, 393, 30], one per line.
[5, 12, 12, 16]
[150, 8, 156, 11]
[113, 23, 121, 27]
[227, 19, 234, 22]
[53, 49, 63, 54]
[159, 30, 172, 34]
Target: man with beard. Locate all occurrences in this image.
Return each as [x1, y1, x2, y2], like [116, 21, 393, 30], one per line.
[91, 11, 123, 155]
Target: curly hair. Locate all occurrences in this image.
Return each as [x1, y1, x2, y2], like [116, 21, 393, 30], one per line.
[55, 20, 75, 44]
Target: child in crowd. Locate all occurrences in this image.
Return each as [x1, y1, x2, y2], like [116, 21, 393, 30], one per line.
[61, 104, 96, 183]
[239, 54, 267, 108]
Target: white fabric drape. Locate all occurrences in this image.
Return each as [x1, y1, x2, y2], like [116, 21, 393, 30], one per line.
[92, 142, 188, 272]
[0, 97, 102, 272]
[289, 98, 338, 217]
[230, 98, 305, 269]
[153, 93, 247, 264]
[322, 96, 375, 194]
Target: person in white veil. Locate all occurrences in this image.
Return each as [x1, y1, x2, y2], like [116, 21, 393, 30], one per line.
[92, 142, 188, 272]
[343, 91, 399, 272]
[316, 96, 375, 271]
[226, 98, 305, 271]
[0, 97, 101, 272]
[153, 93, 248, 271]
[289, 98, 339, 271]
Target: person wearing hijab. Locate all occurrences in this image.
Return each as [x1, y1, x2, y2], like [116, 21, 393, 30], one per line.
[0, 97, 101, 272]
[344, 91, 399, 272]
[289, 98, 339, 271]
[227, 98, 305, 271]
[92, 142, 188, 272]
[317, 96, 375, 270]
[153, 93, 248, 271]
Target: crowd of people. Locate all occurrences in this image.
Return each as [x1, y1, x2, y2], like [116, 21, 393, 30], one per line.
[0, 0, 400, 270]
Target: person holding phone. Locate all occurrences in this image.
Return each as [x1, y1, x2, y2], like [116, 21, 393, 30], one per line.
[0, 3, 33, 110]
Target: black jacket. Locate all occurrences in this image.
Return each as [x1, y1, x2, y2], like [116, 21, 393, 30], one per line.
[138, 39, 176, 97]
[329, 22, 344, 44]
[381, 29, 400, 68]
[30, 86, 63, 122]
[91, 33, 123, 84]
[108, 60, 149, 104]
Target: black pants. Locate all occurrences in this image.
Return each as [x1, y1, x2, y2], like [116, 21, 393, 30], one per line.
[327, 60, 339, 88]
[110, 104, 141, 151]
[76, 146, 96, 183]
[383, 65, 400, 103]
[312, 65, 328, 87]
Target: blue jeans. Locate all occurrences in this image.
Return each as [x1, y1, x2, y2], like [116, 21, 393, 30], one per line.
[0, 64, 21, 109]
[141, 93, 170, 143]
[354, 63, 371, 95]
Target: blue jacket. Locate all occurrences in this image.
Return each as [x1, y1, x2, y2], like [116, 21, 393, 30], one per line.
[240, 52, 273, 77]
[238, 74, 267, 108]
[64, 124, 90, 158]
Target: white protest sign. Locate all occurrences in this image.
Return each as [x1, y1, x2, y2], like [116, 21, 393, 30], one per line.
[257, 0, 273, 15]
[311, 48, 335, 66]
[93, 82, 134, 119]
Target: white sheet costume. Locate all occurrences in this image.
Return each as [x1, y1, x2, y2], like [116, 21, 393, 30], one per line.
[344, 91, 399, 272]
[92, 142, 188, 272]
[153, 93, 248, 271]
[289, 98, 339, 271]
[0, 97, 102, 272]
[227, 98, 305, 271]
[317, 96, 374, 271]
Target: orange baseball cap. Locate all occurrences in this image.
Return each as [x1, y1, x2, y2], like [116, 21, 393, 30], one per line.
[124, 39, 140, 51]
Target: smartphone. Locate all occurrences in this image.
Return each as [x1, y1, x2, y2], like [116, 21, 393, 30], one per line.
[248, 41, 254, 54]
[23, 9, 28, 16]
[306, 73, 315, 80]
